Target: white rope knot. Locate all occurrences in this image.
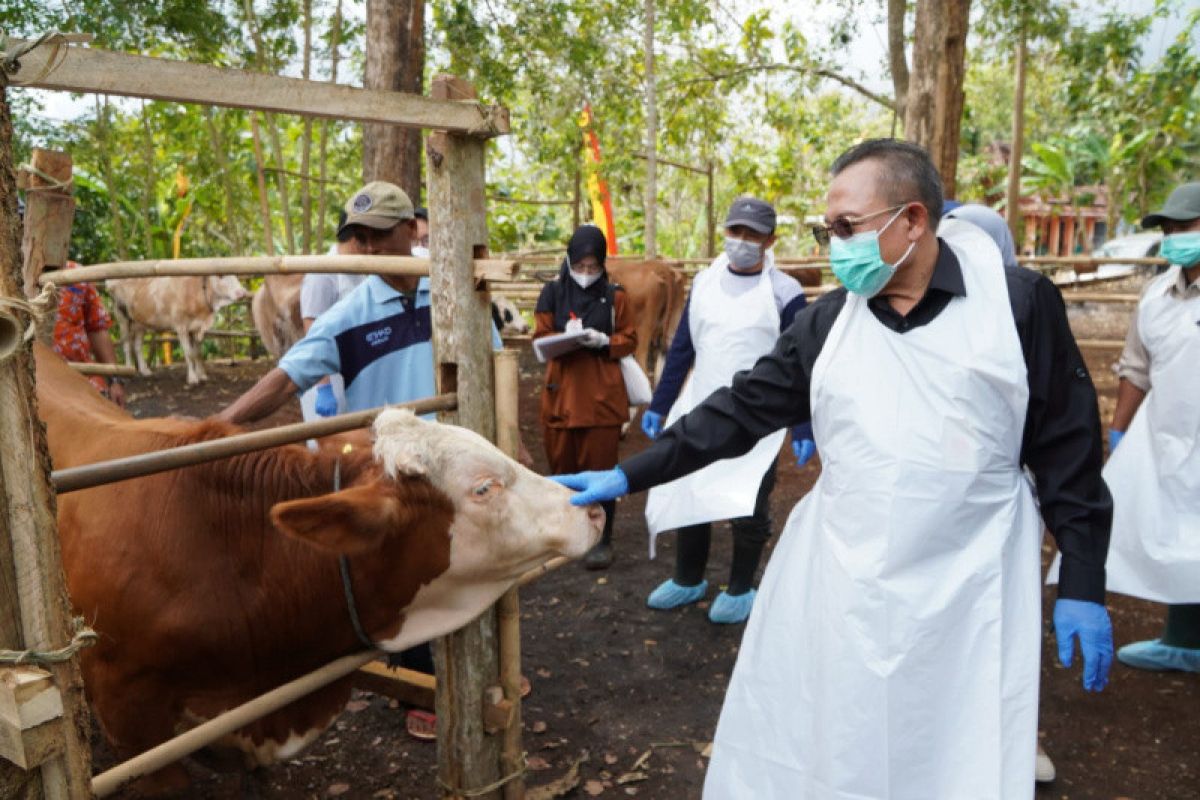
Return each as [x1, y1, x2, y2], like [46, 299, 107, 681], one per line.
[18, 163, 72, 191]
[0, 283, 58, 360]
[0, 617, 98, 666]
[0, 30, 92, 87]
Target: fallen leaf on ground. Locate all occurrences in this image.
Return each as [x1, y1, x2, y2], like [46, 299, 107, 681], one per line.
[616, 771, 649, 785]
[693, 742, 713, 758]
[345, 699, 370, 713]
[584, 779, 606, 796]
[526, 755, 585, 800]
[527, 755, 552, 771]
[604, 753, 618, 765]
[536, 667, 553, 678]
[327, 784, 350, 797]
[531, 720, 548, 733]
[631, 750, 651, 771]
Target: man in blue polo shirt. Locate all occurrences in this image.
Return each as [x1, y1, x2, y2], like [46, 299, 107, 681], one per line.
[219, 181, 499, 425]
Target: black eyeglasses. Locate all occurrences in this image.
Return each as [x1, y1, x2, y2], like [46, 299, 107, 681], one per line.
[811, 203, 909, 247]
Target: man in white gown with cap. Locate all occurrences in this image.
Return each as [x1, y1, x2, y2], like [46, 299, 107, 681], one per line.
[553, 139, 1114, 799]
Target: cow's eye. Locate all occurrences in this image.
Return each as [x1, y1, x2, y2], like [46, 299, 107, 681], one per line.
[472, 479, 495, 497]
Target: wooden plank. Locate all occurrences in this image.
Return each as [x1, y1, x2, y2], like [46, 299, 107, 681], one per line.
[351, 663, 435, 710]
[39, 254, 516, 285]
[8, 38, 509, 137]
[0, 88, 92, 800]
[428, 75, 507, 800]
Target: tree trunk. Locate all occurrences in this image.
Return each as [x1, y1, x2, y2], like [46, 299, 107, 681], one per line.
[316, 0, 345, 253]
[887, 0, 909, 123]
[904, 0, 971, 197]
[300, 0, 314, 254]
[94, 97, 128, 260]
[643, 0, 657, 259]
[1005, 28, 1027, 246]
[138, 102, 155, 256]
[249, 113, 276, 255]
[203, 107, 244, 255]
[363, 0, 425, 201]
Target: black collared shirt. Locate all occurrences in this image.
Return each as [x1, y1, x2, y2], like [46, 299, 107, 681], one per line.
[622, 240, 1112, 603]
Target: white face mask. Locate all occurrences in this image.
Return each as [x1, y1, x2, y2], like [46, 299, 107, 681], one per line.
[570, 270, 601, 289]
[411, 245, 430, 258]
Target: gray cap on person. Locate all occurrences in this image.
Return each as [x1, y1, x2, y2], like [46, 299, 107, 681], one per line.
[725, 196, 776, 234]
[1141, 182, 1200, 229]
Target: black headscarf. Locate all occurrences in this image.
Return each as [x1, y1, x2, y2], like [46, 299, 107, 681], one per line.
[537, 225, 614, 334]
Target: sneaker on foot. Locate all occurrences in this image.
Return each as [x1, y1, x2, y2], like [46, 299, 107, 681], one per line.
[709, 589, 756, 624]
[583, 541, 613, 570]
[1117, 639, 1200, 672]
[646, 578, 708, 610]
[1035, 743, 1055, 783]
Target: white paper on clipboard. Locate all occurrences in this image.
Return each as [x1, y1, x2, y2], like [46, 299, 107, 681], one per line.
[532, 330, 590, 362]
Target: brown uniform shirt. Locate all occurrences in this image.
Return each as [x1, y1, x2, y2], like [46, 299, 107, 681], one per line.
[534, 288, 637, 429]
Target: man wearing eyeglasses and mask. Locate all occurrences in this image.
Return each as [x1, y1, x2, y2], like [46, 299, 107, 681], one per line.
[640, 197, 813, 625]
[552, 139, 1113, 799]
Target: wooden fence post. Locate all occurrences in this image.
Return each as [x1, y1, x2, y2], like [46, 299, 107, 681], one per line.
[17, 149, 75, 298]
[427, 74, 507, 800]
[0, 90, 93, 800]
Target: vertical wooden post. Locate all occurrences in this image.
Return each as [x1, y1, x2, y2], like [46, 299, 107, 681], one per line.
[1005, 26, 1027, 245]
[0, 89, 93, 800]
[642, 0, 657, 260]
[427, 74, 504, 800]
[705, 161, 715, 259]
[17, 149, 75, 298]
[493, 349, 524, 800]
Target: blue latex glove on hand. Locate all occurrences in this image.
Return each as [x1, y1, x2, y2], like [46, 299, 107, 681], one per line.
[550, 468, 629, 506]
[793, 438, 816, 466]
[1053, 598, 1113, 692]
[315, 383, 338, 417]
[641, 410, 663, 439]
[1108, 429, 1124, 452]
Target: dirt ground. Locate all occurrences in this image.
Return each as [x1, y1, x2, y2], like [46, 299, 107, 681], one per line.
[92, 290, 1197, 800]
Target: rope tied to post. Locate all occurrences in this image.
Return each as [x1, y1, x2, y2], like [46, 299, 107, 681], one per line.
[437, 755, 527, 798]
[0, 29, 92, 87]
[0, 283, 57, 362]
[0, 617, 98, 666]
[18, 162, 73, 191]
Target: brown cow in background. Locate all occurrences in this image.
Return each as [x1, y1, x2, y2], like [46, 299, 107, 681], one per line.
[251, 273, 306, 359]
[606, 259, 687, 383]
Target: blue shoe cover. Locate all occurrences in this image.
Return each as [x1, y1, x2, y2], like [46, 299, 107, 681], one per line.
[646, 579, 708, 610]
[709, 589, 756, 624]
[1117, 639, 1200, 672]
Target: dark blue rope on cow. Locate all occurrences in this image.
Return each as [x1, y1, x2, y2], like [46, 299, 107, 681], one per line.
[334, 459, 405, 667]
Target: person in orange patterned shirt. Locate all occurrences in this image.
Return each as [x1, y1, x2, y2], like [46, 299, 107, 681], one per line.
[49, 261, 126, 407]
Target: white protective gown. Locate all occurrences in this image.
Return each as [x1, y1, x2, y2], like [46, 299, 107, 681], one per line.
[1098, 265, 1200, 602]
[704, 223, 1043, 799]
[644, 253, 787, 554]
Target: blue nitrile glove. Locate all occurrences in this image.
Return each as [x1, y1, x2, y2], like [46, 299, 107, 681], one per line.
[792, 438, 816, 466]
[641, 410, 664, 440]
[315, 383, 338, 417]
[1053, 598, 1114, 692]
[1108, 429, 1124, 452]
[550, 468, 629, 506]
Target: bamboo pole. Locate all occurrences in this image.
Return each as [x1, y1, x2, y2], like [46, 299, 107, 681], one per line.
[515, 556, 569, 588]
[493, 349, 525, 800]
[38, 254, 517, 285]
[51, 393, 456, 494]
[1075, 339, 1125, 350]
[643, 0, 658, 260]
[67, 362, 137, 377]
[91, 650, 378, 798]
[1005, 25, 1027, 244]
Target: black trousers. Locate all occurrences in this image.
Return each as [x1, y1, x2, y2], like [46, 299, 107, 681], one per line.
[673, 464, 777, 596]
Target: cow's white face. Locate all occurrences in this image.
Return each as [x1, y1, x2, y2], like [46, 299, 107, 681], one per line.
[492, 295, 530, 335]
[209, 275, 249, 310]
[373, 409, 601, 579]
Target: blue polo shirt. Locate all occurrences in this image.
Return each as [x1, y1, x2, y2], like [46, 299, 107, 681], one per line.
[280, 275, 500, 413]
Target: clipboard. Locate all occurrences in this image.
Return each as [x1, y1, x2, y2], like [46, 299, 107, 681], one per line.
[532, 330, 590, 362]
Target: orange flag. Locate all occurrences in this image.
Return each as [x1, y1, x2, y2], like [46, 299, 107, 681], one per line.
[578, 104, 618, 255]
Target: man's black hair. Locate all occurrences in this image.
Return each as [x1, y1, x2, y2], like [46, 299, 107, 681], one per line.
[831, 139, 944, 227]
[414, 207, 428, 221]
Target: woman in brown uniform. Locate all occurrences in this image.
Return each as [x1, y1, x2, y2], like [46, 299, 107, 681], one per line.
[534, 225, 637, 569]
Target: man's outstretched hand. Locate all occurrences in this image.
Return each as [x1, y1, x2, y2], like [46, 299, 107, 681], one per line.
[550, 468, 629, 506]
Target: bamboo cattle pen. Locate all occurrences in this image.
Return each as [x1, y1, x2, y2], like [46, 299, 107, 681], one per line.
[1, 33, 528, 800]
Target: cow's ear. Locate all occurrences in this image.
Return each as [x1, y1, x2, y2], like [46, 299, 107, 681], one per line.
[270, 480, 398, 554]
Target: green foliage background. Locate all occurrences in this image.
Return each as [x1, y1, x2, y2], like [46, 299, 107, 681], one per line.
[6, 0, 1199, 263]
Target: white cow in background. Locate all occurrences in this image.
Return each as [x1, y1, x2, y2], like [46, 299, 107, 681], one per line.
[491, 293, 530, 336]
[108, 275, 249, 385]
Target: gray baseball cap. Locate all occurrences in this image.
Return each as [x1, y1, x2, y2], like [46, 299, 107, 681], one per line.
[1141, 182, 1200, 229]
[725, 196, 777, 234]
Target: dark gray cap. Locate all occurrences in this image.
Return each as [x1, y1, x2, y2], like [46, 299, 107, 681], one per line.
[1142, 182, 1200, 229]
[725, 196, 776, 234]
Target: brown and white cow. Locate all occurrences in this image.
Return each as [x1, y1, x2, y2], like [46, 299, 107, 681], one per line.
[250, 273, 305, 359]
[35, 345, 601, 794]
[606, 260, 686, 383]
[108, 275, 249, 385]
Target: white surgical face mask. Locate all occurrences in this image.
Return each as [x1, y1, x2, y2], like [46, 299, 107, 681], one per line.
[411, 245, 430, 258]
[724, 236, 764, 270]
[571, 270, 601, 289]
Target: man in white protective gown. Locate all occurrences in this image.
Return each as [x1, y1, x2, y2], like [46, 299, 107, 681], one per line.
[552, 139, 1115, 800]
[1097, 182, 1200, 672]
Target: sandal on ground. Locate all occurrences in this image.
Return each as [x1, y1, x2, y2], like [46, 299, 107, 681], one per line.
[406, 709, 437, 741]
